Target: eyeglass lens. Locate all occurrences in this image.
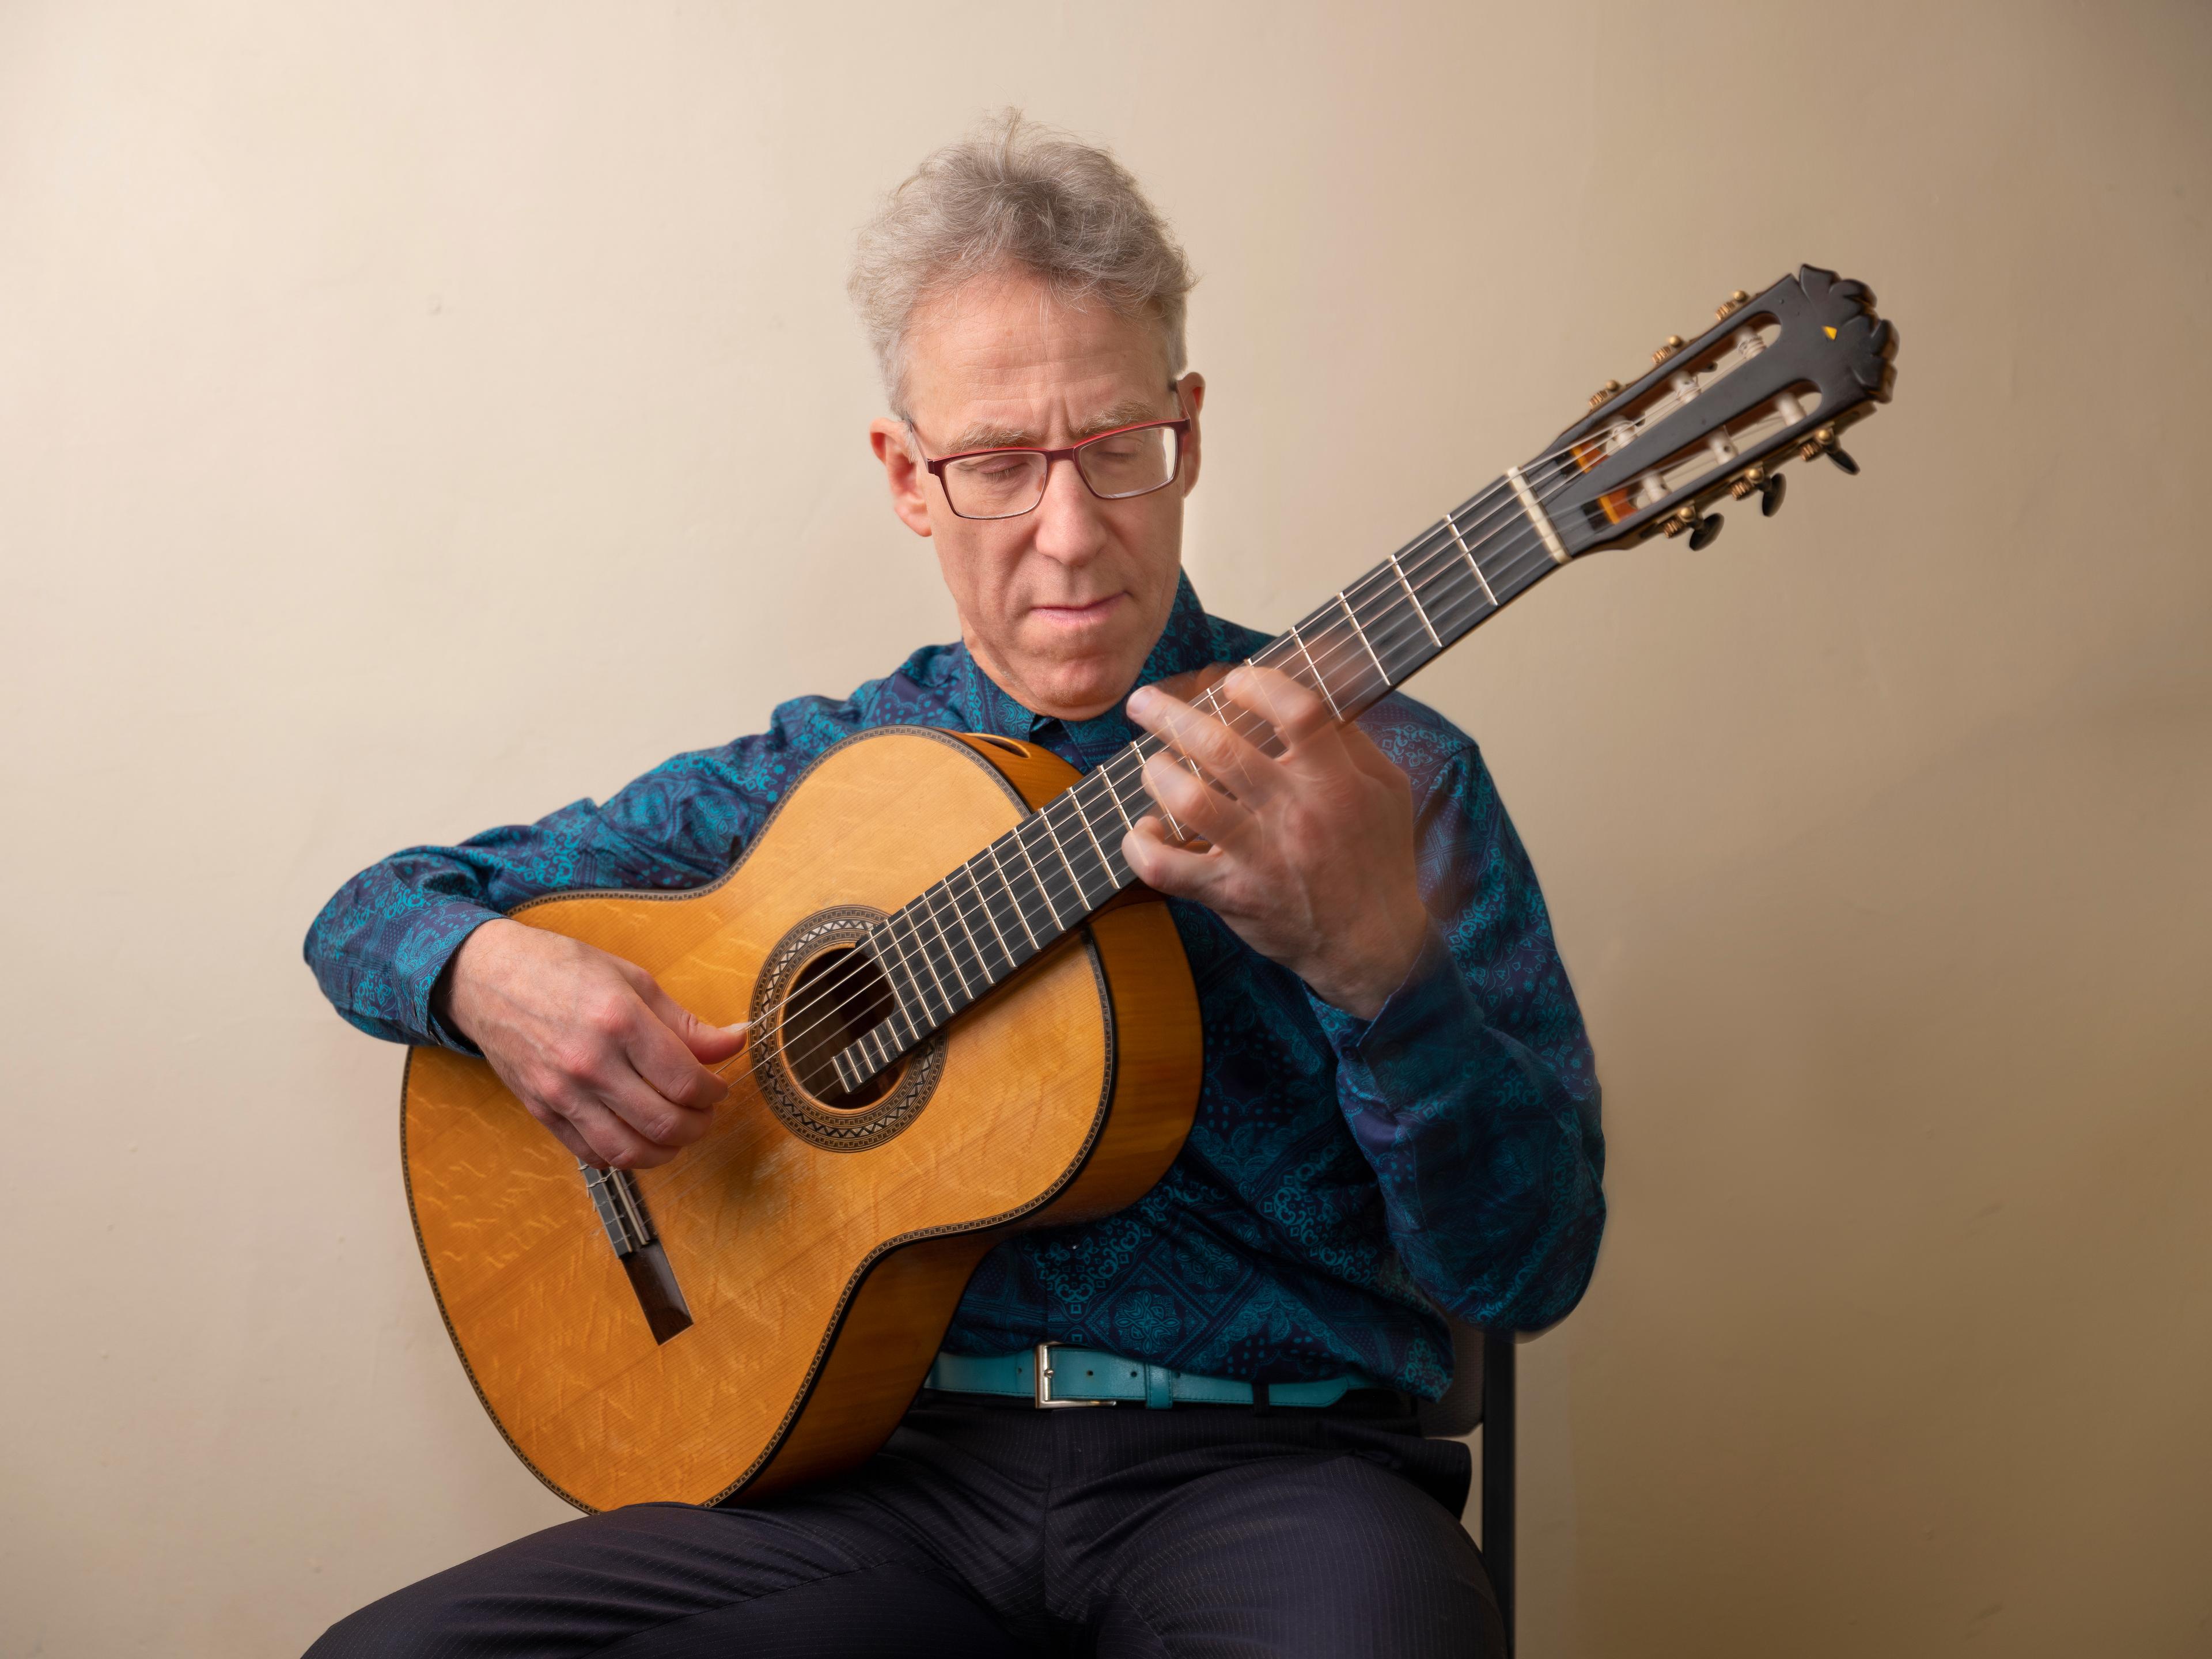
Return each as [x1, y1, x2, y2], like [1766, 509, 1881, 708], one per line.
[942, 426, 1180, 519]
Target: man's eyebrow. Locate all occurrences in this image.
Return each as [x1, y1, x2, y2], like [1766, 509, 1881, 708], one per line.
[943, 398, 1173, 453]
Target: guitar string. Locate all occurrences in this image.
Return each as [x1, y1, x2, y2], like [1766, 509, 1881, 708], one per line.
[744, 499, 1575, 1070]
[752, 507, 1563, 1072]
[740, 468, 1580, 1067]
[743, 447, 1623, 1071]
[742, 444, 1631, 1069]
[744, 377, 1810, 1068]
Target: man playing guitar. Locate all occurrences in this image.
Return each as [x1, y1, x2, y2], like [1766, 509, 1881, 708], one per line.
[305, 113, 1604, 1658]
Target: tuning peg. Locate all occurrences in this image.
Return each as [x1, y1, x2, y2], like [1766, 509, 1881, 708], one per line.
[1760, 472, 1787, 516]
[1715, 289, 1751, 320]
[1688, 512, 1725, 550]
[1825, 444, 1860, 475]
[1652, 335, 1685, 365]
[1589, 379, 1622, 410]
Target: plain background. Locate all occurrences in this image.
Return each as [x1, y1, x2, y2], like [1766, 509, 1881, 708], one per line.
[3, 1, 2208, 1654]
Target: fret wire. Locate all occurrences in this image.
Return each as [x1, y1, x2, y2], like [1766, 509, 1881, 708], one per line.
[942, 868, 995, 982]
[1387, 548, 1442, 647]
[910, 901, 967, 1010]
[959, 858, 1016, 974]
[1009, 822, 1068, 930]
[921, 887, 979, 999]
[1097, 766, 1137, 834]
[1067, 784, 1123, 886]
[869, 928, 929, 1041]
[986, 840, 1043, 949]
[1434, 506, 1495, 608]
[891, 908, 953, 1020]
[1285, 619, 1343, 719]
[1336, 590, 1388, 692]
[1037, 800, 1100, 904]
[1123, 740, 1185, 840]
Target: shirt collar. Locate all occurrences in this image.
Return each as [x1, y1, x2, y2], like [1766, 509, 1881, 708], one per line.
[952, 571, 1217, 751]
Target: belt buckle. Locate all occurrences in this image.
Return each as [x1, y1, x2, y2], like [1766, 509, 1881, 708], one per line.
[1033, 1342, 1108, 1409]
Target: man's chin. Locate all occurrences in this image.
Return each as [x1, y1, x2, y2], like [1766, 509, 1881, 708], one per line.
[1017, 654, 1148, 724]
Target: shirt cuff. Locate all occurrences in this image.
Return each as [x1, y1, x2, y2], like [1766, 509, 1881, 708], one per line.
[1308, 928, 1484, 1117]
[395, 900, 504, 1052]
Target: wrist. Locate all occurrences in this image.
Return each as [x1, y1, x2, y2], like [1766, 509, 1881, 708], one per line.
[1316, 906, 1431, 1021]
[435, 916, 524, 1041]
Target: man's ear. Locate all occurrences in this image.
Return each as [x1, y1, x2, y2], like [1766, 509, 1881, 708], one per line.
[1175, 372, 1206, 495]
[869, 418, 934, 538]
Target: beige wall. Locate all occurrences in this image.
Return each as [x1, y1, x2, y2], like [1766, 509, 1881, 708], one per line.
[3, 1, 2208, 1653]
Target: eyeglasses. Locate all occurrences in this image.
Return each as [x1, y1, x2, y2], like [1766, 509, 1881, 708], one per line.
[914, 395, 1191, 521]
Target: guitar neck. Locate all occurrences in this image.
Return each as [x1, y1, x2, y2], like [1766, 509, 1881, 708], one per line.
[829, 467, 1569, 1093]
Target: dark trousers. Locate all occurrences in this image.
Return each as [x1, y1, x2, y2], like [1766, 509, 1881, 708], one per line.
[308, 1390, 1503, 1657]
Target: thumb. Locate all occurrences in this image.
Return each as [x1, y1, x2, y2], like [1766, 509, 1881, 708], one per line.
[634, 975, 751, 1066]
[679, 1013, 751, 1067]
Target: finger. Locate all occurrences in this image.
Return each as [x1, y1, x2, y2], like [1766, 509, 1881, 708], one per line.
[616, 974, 736, 1111]
[1120, 817, 1229, 902]
[1219, 663, 1334, 750]
[1219, 664, 1353, 777]
[532, 1107, 600, 1166]
[1127, 684, 1283, 808]
[593, 1062, 713, 1153]
[554, 1092, 668, 1170]
[1141, 750, 1253, 849]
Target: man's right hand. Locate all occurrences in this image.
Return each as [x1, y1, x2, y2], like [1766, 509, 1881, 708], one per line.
[437, 918, 748, 1170]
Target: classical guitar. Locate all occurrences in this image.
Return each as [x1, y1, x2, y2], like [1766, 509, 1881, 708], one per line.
[402, 266, 1896, 1512]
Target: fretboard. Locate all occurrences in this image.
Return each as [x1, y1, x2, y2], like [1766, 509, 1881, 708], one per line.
[830, 457, 1577, 1093]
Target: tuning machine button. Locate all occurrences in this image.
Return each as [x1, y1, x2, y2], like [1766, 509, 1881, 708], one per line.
[1715, 289, 1751, 320]
[1688, 513, 1725, 550]
[1797, 423, 1861, 474]
[1589, 379, 1622, 410]
[1652, 335, 1685, 365]
[1759, 472, 1787, 516]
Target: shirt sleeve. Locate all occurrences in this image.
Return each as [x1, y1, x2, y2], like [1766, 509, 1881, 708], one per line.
[1307, 729, 1607, 1333]
[302, 690, 870, 1050]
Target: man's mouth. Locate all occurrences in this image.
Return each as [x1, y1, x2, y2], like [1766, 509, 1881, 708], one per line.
[1031, 594, 1126, 625]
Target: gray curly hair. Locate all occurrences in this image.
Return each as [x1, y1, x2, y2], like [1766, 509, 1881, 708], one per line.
[849, 111, 1196, 414]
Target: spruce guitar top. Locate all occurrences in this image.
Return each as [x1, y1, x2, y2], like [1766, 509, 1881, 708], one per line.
[401, 267, 1897, 1511]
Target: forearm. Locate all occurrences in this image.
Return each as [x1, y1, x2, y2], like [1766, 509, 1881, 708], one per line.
[304, 785, 754, 1050]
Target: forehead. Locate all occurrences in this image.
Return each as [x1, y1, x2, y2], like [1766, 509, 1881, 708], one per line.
[903, 270, 1173, 449]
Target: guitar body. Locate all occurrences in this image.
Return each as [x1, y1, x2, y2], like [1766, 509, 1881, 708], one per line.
[401, 726, 1204, 1512]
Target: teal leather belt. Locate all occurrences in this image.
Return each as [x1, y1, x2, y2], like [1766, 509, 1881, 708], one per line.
[925, 1343, 1378, 1410]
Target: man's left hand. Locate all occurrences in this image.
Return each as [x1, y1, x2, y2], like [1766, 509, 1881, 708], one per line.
[1120, 665, 1431, 1020]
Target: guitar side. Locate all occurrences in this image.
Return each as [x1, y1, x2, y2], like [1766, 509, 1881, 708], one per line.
[400, 727, 1202, 1511]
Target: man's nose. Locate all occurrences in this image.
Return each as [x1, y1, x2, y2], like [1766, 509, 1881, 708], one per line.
[1028, 453, 1109, 564]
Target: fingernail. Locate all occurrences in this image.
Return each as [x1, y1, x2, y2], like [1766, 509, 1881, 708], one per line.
[722, 1021, 750, 1036]
[1128, 686, 1157, 713]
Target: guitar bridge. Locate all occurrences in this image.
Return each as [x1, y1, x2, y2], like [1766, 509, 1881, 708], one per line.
[579, 1163, 693, 1344]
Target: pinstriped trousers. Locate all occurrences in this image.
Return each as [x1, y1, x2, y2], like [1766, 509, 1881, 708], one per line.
[306, 1391, 1503, 1657]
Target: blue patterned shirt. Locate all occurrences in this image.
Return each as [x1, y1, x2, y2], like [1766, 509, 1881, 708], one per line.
[305, 575, 1605, 1396]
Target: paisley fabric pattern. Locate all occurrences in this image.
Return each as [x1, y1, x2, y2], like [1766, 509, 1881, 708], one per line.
[305, 576, 1605, 1395]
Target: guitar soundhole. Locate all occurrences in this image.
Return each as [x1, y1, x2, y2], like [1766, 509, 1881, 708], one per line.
[783, 945, 899, 1109]
[750, 904, 946, 1153]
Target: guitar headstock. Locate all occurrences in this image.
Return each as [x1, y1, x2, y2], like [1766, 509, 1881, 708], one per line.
[1529, 265, 1897, 555]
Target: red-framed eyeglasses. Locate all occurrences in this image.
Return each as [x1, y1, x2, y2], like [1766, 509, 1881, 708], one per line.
[914, 393, 1192, 521]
